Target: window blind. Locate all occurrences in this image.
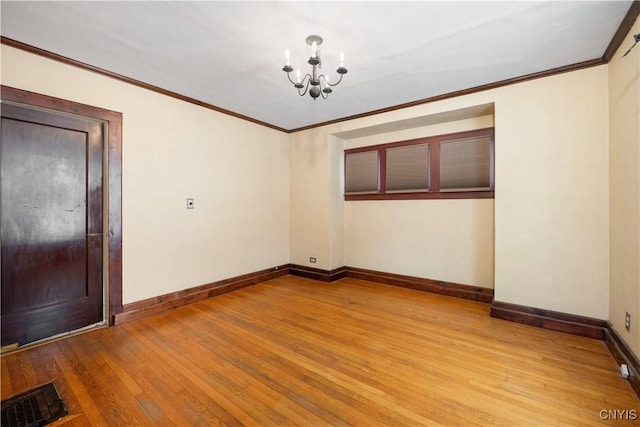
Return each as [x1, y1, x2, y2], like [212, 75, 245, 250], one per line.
[345, 151, 378, 194]
[440, 135, 491, 191]
[385, 143, 429, 192]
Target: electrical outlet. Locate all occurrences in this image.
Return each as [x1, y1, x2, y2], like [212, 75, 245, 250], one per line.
[625, 312, 631, 332]
[309, 257, 317, 264]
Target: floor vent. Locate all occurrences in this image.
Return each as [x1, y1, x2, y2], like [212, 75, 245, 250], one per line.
[1, 382, 68, 427]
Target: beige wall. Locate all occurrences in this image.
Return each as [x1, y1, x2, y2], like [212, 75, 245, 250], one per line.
[493, 68, 610, 318]
[290, 65, 610, 319]
[609, 17, 640, 355]
[345, 199, 495, 288]
[289, 129, 332, 268]
[1, 45, 290, 304]
[328, 135, 346, 269]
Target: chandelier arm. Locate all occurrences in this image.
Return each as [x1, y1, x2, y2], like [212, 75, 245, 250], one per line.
[327, 73, 345, 87]
[285, 72, 298, 86]
[317, 74, 330, 89]
[297, 74, 312, 96]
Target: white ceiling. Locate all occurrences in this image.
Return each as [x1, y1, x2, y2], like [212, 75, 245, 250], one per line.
[0, 1, 634, 131]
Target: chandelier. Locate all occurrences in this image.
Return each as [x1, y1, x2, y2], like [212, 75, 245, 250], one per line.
[282, 35, 348, 100]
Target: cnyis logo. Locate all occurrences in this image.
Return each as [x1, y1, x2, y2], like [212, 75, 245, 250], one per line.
[599, 409, 638, 420]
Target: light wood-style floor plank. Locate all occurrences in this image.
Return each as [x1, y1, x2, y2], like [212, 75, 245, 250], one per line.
[2, 276, 638, 426]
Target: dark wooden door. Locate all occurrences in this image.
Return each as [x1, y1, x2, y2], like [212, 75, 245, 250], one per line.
[1, 103, 104, 347]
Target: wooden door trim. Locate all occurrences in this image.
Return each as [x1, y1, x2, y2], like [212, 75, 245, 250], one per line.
[1, 85, 123, 324]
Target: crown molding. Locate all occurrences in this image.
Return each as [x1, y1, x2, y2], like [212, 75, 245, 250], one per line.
[603, 1, 640, 62]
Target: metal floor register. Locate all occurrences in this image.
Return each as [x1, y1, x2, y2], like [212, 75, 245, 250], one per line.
[1, 382, 68, 427]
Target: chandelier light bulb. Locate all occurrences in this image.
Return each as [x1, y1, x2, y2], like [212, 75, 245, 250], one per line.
[285, 49, 290, 66]
[296, 69, 301, 84]
[312, 41, 317, 57]
[340, 52, 344, 67]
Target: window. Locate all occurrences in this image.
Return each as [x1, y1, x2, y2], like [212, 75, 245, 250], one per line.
[440, 134, 492, 192]
[345, 150, 378, 194]
[386, 143, 429, 192]
[344, 128, 494, 200]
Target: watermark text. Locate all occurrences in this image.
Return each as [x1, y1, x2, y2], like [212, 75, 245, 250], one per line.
[599, 409, 638, 421]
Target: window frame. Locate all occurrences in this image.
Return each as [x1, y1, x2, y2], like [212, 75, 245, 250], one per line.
[344, 127, 494, 201]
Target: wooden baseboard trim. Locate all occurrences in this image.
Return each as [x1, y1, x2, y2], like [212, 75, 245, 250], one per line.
[346, 267, 494, 303]
[288, 264, 348, 282]
[287, 265, 494, 304]
[489, 301, 606, 340]
[604, 322, 640, 398]
[111, 263, 492, 324]
[113, 265, 289, 325]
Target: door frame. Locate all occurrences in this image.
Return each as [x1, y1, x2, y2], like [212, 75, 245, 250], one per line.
[1, 85, 123, 325]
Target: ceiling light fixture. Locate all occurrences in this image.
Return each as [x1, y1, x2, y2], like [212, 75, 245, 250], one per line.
[282, 35, 348, 100]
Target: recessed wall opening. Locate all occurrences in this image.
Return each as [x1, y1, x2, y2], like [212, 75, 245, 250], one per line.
[337, 103, 496, 290]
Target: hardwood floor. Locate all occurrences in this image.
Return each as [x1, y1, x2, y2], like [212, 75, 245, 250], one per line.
[2, 276, 638, 426]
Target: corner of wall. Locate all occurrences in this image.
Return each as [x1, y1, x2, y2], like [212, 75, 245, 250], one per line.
[608, 16, 640, 357]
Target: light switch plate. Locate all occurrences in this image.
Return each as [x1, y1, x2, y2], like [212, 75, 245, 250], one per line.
[187, 198, 194, 209]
